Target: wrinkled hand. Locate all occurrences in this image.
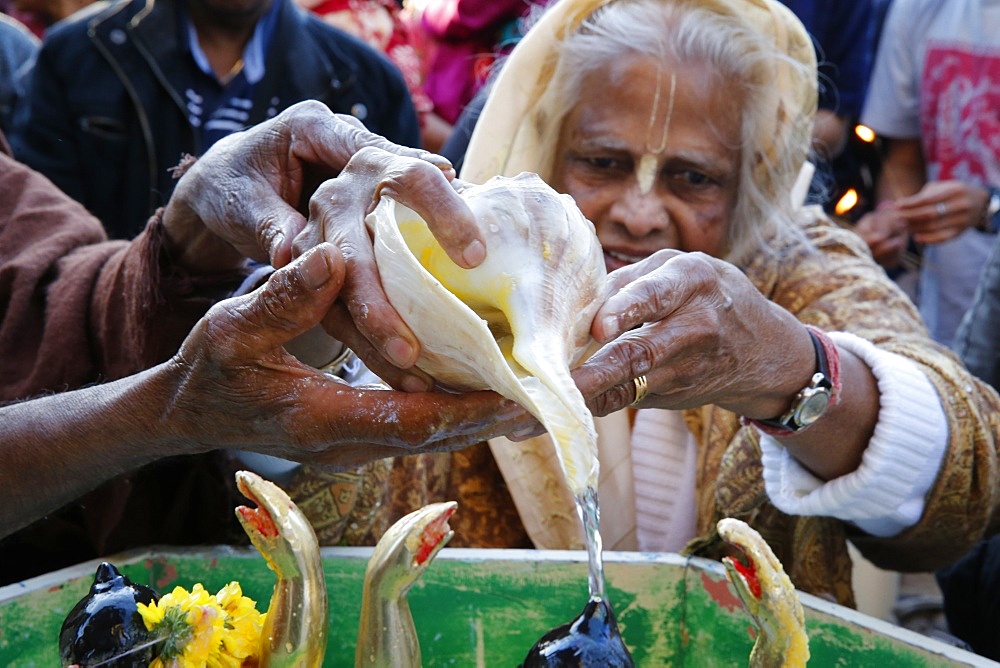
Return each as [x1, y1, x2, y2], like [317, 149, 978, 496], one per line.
[896, 180, 989, 245]
[571, 250, 813, 420]
[162, 100, 477, 274]
[165, 243, 528, 468]
[296, 150, 486, 390]
[854, 203, 908, 268]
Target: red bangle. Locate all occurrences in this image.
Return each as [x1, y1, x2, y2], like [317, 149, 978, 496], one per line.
[741, 325, 841, 436]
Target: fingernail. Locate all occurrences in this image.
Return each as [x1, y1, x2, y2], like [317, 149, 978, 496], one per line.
[401, 374, 432, 392]
[268, 229, 285, 260]
[423, 153, 453, 171]
[600, 316, 618, 339]
[463, 239, 486, 266]
[386, 336, 417, 368]
[299, 248, 331, 289]
[496, 402, 525, 420]
[508, 426, 536, 441]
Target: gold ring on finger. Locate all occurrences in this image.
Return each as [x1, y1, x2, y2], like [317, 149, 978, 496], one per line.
[631, 375, 649, 406]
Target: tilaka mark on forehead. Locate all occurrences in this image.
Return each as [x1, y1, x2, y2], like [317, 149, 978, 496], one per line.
[638, 69, 677, 195]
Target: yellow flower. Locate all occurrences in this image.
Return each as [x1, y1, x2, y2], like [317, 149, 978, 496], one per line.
[216, 582, 265, 662]
[137, 598, 166, 627]
[137, 582, 263, 668]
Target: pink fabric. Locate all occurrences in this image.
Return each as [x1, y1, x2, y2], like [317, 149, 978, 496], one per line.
[419, 0, 525, 39]
[417, 0, 528, 123]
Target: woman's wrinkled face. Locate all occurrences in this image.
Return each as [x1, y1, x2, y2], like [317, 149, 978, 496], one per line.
[551, 53, 742, 270]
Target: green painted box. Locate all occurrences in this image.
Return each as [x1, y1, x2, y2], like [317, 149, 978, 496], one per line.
[1, 547, 995, 666]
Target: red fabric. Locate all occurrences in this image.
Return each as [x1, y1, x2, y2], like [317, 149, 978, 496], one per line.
[921, 46, 1000, 182]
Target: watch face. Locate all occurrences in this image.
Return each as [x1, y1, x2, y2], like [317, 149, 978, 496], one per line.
[794, 388, 831, 426]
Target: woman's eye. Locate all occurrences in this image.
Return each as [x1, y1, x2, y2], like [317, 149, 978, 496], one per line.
[585, 156, 620, 170]
[679, 170, 712, 186]
[667, 168, 728, 193]
[562, 149, 631, 174]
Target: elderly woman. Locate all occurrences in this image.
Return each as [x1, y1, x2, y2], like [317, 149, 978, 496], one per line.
[366, 0, 1000, 609]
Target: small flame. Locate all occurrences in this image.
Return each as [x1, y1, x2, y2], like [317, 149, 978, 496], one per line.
[835, 188, 859, 216]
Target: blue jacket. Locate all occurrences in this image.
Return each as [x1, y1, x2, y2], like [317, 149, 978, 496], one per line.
[10, 0, 420, 240]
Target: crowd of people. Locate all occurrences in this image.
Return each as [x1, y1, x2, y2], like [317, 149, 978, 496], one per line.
[3, 0, 1000, 661]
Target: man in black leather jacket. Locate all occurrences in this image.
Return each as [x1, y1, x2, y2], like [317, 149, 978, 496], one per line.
[10, 0, 420, 240]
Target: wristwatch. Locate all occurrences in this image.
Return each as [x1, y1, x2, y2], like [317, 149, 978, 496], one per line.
[979, 186, 1000, 234]
[755, 329, 833, 433]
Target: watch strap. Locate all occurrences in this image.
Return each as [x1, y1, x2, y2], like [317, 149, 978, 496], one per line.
[806, 325, 842, 398]
[743, 325, 841, 436]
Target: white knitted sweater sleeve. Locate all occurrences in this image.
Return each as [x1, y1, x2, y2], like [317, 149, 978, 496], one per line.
[758, 331, 948, 537]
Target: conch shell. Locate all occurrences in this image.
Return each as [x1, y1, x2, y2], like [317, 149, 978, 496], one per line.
[367, 172, 607, 494]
